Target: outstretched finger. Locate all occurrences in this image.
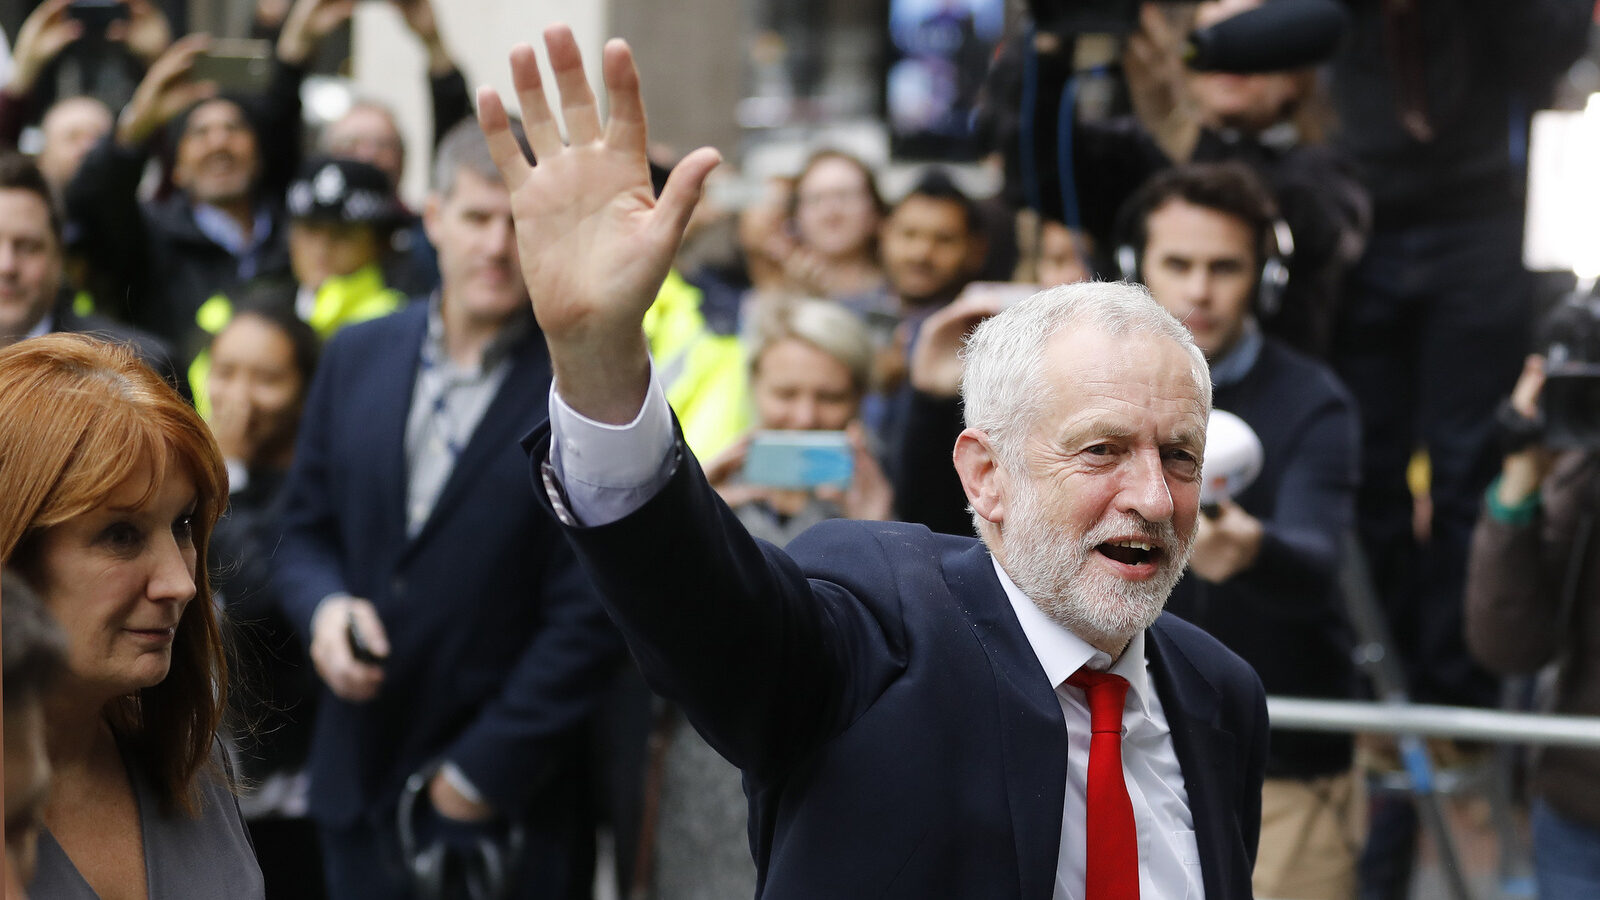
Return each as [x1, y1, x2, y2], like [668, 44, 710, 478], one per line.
[651, 145, 721, 248]
[545, 25, 602, 146]
[509, 42, 564, 162]
[599, 38, 647, 154]
[476, 86, 531, 192]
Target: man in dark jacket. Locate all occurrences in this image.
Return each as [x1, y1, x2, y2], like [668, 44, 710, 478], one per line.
[0, 151, 175, 384]
[1123, 162, 1363, 900]
[63, 0, 353, 359]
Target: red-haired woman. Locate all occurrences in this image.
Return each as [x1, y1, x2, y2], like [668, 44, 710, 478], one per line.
[0, 334, 263, 898]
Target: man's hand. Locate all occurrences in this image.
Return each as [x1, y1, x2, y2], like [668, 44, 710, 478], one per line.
[392, 0, 453, 75]
[816, 422, 895, 522]
[109, 0, 173, 68]
[207, 383, 261, 465]
[908, 284, 1016, 398]
[428, 771, 495, 823]
[1497, 354, 1555, 507]
[115, 35, 216, 147]
[309, 595, 388, 702]
[277, 0, 356, 67]
[477, 26, 720, 424]
[1124, 3, 1200, 163]
[8, 0, 83, 95]
[1189, 500, 1264, 583]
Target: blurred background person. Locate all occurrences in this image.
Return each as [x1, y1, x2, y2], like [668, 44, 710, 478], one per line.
[1122, 162, 1362, 900]
[204, 301, 323, 900]
[783, 149, 887, 303]
[33, 94, 111, 197]
[644, 296, 890, 900]
[272, 118, 625, 900]
[1465, 353, 1600, 899]
[3, 569, 68, 900]
[0, 0, 172, 148]
[63, 0, 352, 354]
[0, 334, 261, 898]
[313, 0, 474, 298]
[0, 152, 175, 383]
[187, 156, 405, 411]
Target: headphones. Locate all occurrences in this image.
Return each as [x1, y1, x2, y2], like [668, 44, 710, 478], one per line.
[1111, 183, 1296, 319]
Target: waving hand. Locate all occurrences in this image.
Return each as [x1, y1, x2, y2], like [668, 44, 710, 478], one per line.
[477, 26, 720, 424]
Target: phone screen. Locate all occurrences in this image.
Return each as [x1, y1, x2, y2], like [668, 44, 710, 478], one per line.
[741, 431, 854, 489]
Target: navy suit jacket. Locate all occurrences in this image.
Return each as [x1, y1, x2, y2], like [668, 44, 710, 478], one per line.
[274, 303, 623, 831]
[529, 429, 1269, 899]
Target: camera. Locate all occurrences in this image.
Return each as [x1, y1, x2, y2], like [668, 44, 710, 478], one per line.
[1539, 291, 1600, 449]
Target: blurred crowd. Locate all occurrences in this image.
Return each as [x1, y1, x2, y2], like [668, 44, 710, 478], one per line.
[2, 0, 1600, 899]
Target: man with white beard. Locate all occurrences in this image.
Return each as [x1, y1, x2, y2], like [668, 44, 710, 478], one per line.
[487, 26, 1267, 899]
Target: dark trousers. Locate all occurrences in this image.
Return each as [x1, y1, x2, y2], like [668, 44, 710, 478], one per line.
[1335, 214, 1529, 900]
[1332, 214, 1528, 708]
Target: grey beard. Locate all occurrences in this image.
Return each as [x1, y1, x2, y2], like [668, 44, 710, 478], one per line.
[1001, 494, 1193, 650]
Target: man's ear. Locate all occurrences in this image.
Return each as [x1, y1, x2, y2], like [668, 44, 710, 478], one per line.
[953, 427, 1007, 526]
[421, 192, 443, 246]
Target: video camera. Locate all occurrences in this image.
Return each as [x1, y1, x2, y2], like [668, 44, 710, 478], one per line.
[1024, 0, 1350, 72]
[1538, 291, 1600, 449]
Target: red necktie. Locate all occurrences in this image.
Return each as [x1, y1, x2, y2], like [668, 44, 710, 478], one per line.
[1067, 668, 1139, 900]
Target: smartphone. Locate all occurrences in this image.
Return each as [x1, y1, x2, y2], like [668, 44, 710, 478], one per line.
[68, 0, 129, 33]
[347, 610, 388, 666]
[189, 39, 275, 95]
[741, 430, 854, 490]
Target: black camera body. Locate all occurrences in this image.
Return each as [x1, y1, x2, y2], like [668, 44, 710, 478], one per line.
[1025, 0, 1150, 36]
[1539, 294, 1600, 450]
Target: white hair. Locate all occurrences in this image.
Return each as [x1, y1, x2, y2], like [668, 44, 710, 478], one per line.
[959, 280, 1211, 469]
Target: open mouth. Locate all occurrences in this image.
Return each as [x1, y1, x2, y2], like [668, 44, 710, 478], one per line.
[1095, 539, 1161, 568]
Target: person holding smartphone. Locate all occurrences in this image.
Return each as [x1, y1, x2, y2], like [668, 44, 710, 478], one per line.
[702, 297, 893, 545]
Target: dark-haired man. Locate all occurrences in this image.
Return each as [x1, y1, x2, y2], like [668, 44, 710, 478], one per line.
[866, 169, 988, 467]
[1120, 161, 1363, 900]
[63, 0, 355, 353]
[0, 152, 175, 383]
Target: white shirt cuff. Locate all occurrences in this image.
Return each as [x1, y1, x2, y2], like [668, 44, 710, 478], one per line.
[546, 370, 677, 526]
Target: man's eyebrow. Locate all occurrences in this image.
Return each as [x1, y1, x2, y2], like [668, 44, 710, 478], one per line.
[1058, 419, 1139, 446]
[1166, 427, 1207, 451]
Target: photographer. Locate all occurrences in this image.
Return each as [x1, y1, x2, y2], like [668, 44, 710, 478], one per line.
[1465, 353, 1600, 897]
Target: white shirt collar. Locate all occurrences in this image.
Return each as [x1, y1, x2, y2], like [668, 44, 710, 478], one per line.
[989, 556, 1153, 719]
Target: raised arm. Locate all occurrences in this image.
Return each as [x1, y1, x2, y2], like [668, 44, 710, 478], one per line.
[476, 27, 719, 425]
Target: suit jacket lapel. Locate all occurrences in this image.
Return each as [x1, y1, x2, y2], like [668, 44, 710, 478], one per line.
[372, 309, 429, 546]
[401, 330, 550, 555]
[945, 543, 1066, 900]
[1147, 619, 1240, 900]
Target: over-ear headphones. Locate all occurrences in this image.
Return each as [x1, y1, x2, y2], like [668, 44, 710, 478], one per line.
[1110, 165, 1295, 319]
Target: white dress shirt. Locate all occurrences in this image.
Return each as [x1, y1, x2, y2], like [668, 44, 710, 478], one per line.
[995, 560, 1204, 900]
[546, 373, 1202, 899]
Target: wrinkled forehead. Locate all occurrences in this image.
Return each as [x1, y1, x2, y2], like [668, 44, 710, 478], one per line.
[1040, 327, 1209, 426]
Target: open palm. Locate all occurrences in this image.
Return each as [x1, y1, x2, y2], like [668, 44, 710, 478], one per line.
[478, 27, 719, 422]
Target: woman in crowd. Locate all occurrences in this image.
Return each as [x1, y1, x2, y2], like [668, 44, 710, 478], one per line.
[0, 334, 263, 898]
[643, 298, 890, 899]
[204, 304, 324, 899]
[707, 296, 893, 542]
[782, 150, 888, 305]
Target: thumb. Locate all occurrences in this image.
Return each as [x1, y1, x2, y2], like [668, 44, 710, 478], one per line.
[350, 603, 391, 656]
[651, 146, 721, 247]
